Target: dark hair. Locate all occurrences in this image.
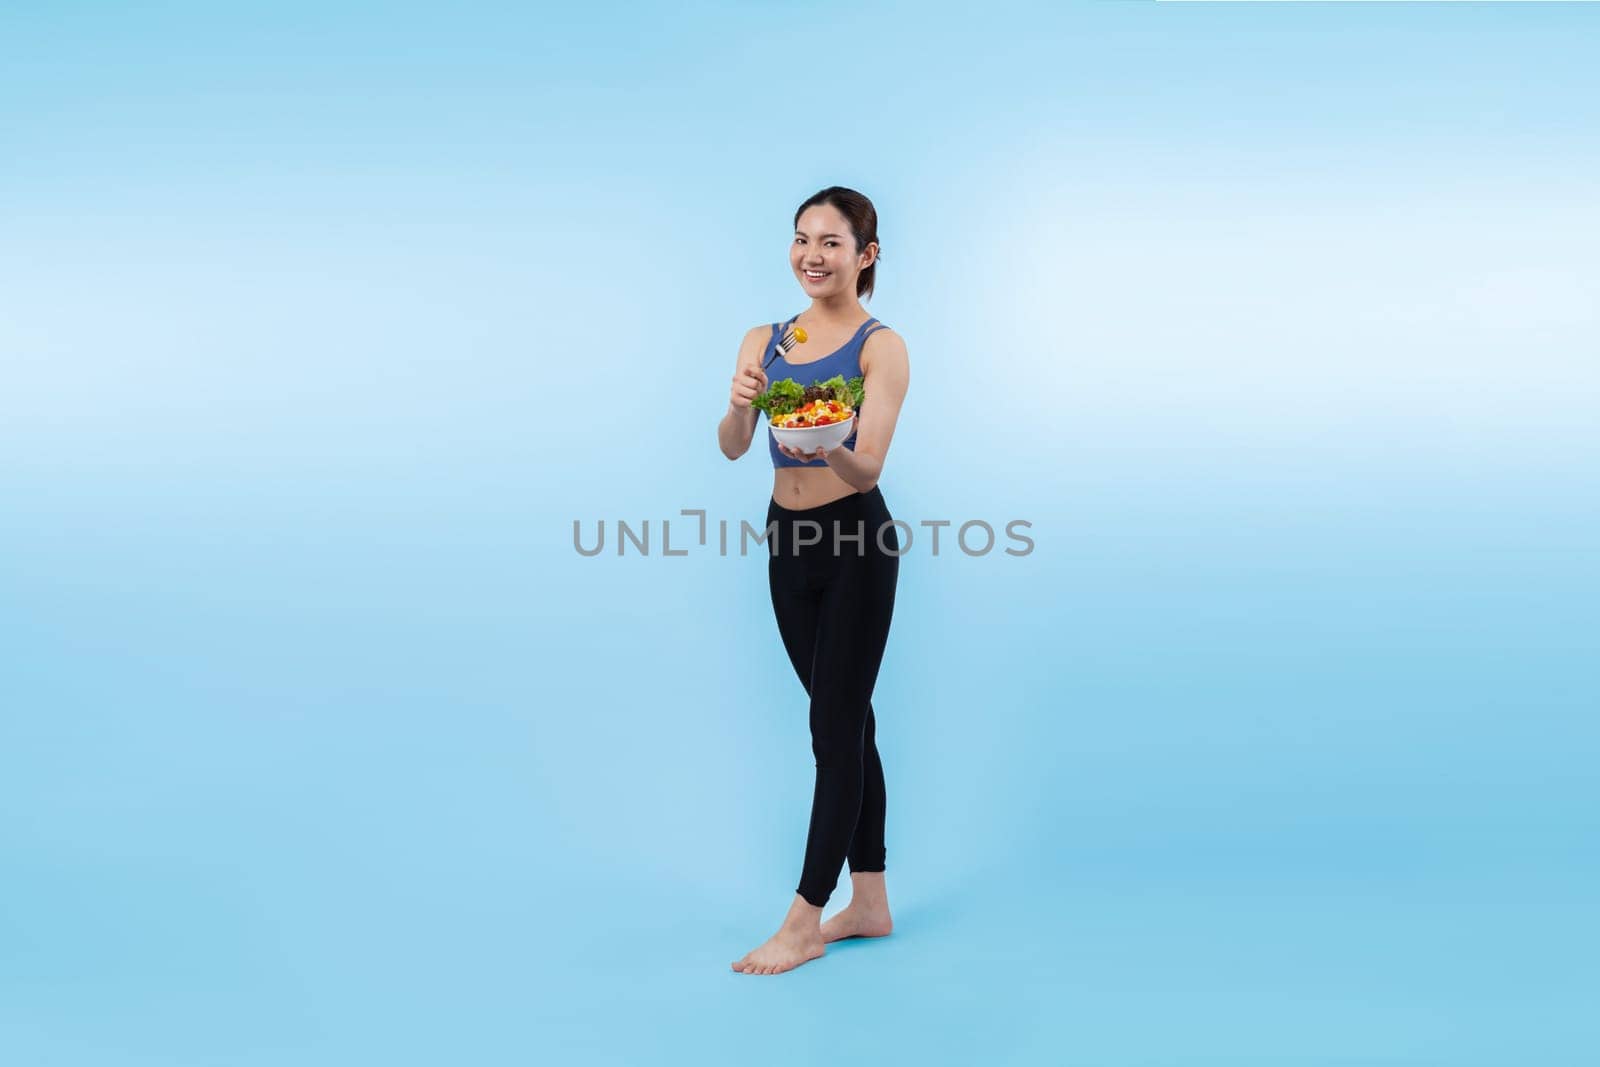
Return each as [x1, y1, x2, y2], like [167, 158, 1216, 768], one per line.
[794, 186, 882, 301]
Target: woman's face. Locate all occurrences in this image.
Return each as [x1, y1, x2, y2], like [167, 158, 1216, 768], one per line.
[791, 203, 874, 299]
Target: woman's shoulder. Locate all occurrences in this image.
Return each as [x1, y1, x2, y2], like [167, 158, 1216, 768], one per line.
[743, 320, 788, 345]
[736, 322, 777, 363]
[861, 322, 907, 370]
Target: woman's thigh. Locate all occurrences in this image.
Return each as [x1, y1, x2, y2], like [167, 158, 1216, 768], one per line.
[808, 548, 898, 714]
[769, 559, 823, 694]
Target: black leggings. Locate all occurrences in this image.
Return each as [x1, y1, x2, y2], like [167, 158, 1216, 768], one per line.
[766, 486, 900, 908]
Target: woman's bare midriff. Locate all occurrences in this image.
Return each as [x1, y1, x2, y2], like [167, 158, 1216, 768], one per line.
[773, 466, 859, 510]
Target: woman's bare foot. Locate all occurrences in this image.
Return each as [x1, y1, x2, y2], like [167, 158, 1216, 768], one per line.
[820, 871, 894, 943]
[731, 894, 827, 975]
[820, 904, 894, 942]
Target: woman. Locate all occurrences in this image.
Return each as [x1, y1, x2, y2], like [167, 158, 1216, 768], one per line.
[716, 186, 911, 976]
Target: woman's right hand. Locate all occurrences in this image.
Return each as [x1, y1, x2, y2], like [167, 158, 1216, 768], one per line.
[729, 362, 768, 410]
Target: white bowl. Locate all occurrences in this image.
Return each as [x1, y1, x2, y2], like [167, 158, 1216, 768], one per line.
[769, 412, 855, 454]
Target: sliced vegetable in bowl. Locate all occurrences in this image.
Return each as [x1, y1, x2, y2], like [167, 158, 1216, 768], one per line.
[773, 398, 852, 428]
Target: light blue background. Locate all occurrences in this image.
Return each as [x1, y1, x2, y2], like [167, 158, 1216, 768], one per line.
[3, 2, 1596, 1064]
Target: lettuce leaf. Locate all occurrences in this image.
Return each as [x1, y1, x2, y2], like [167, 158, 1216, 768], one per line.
[751, 378, 804, 417]
[832, 375, 866, 410]
[757, 374, 866, 417]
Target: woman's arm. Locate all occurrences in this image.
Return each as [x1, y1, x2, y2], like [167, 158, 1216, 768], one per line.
[718, 327, 770, 460]
[719, 403, 758, 460]
[824, 329, 910, 492]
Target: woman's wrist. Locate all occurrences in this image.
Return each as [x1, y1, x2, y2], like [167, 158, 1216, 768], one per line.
[825, 444, 879, 492]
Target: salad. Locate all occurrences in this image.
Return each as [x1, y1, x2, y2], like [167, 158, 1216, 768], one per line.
[752, 373, 866, 427]
[772, 398, 851, 429]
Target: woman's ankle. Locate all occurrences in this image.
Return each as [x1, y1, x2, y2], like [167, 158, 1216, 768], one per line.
[846, 872, 889, 909]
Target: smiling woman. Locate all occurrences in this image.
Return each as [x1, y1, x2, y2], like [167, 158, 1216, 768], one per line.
[714, 185, 911, 977]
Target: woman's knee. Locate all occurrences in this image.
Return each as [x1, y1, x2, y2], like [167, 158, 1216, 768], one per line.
[809, 708, 871, 764]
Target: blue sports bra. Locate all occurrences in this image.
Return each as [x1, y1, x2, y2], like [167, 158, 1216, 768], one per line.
[763, 314, 889, 469]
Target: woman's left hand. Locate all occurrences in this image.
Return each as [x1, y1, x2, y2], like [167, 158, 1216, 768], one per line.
[776, 416, 855, 463]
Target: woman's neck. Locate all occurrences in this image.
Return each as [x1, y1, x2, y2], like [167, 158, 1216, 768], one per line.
[802, 294, 869, 327]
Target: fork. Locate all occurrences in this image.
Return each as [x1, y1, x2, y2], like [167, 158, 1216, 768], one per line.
[762, 323, 807, 372]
